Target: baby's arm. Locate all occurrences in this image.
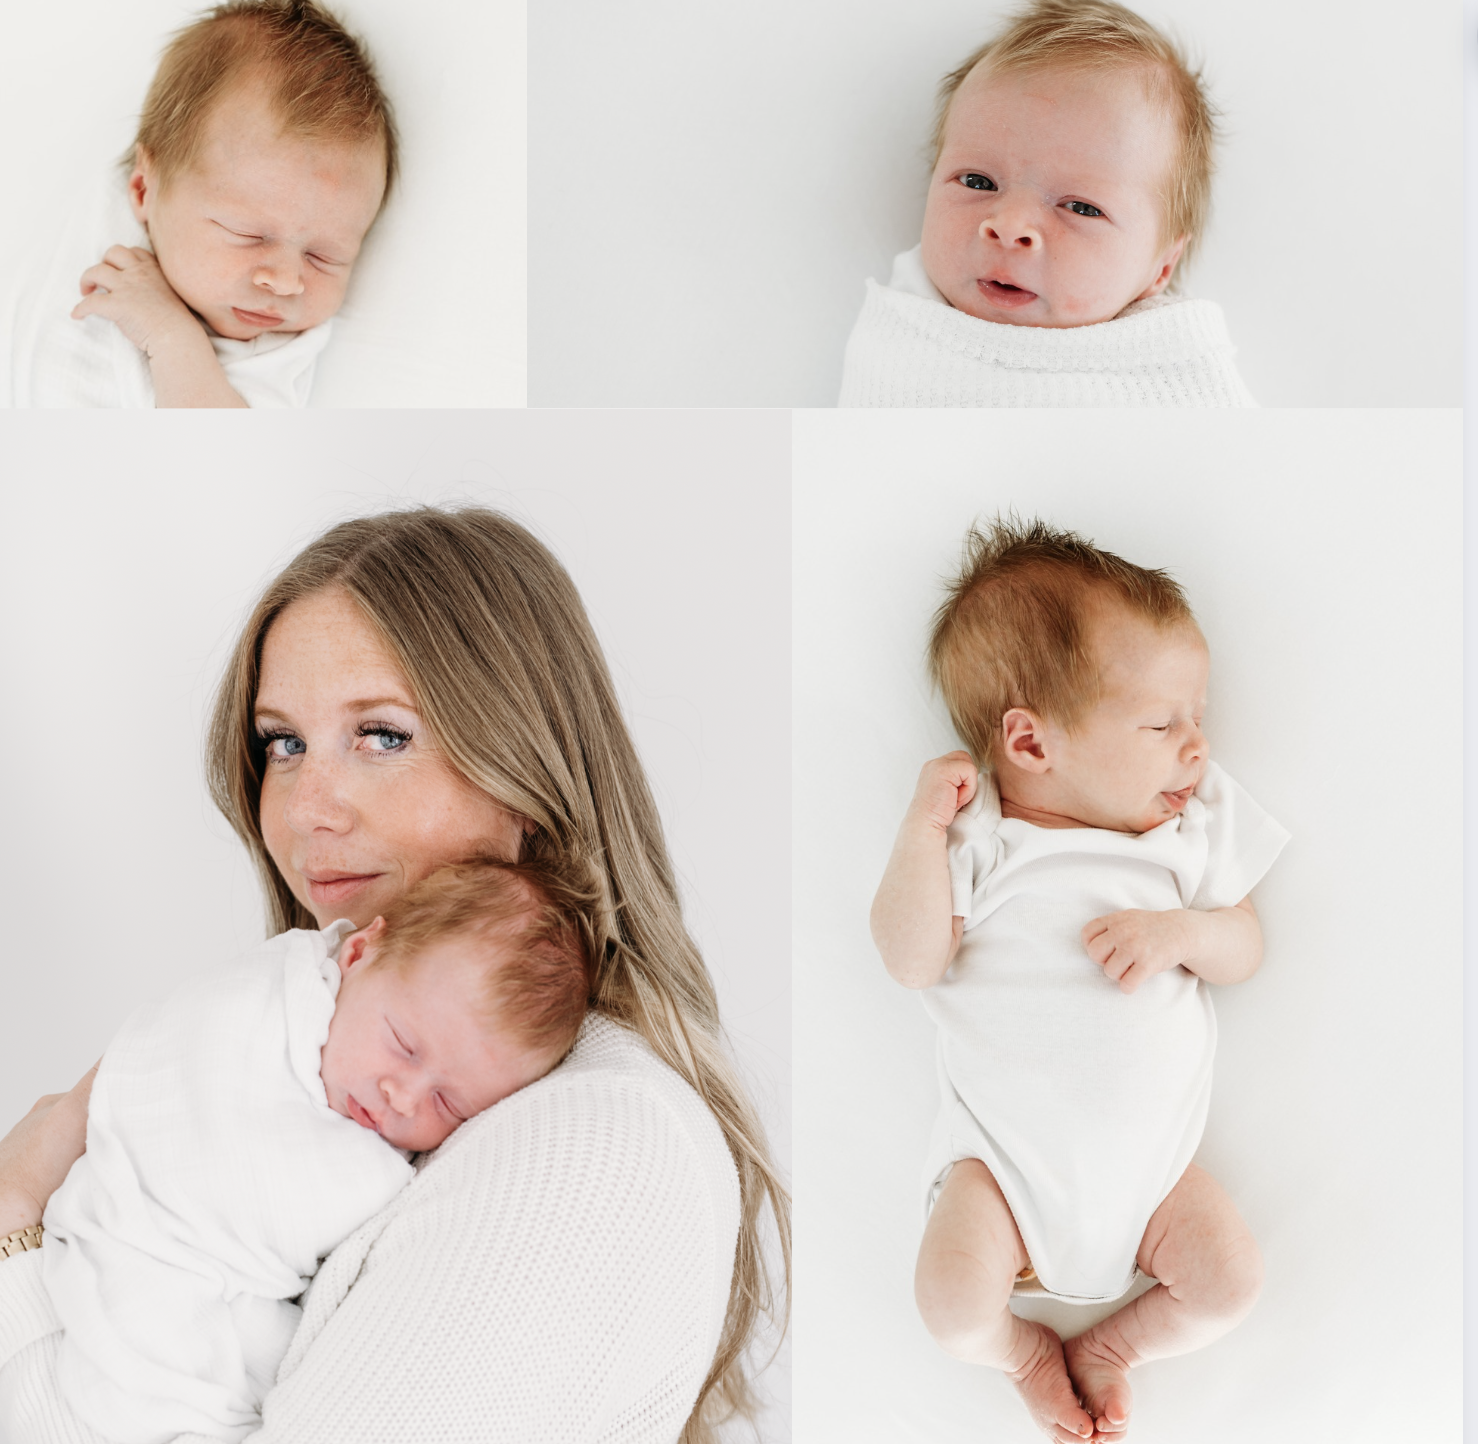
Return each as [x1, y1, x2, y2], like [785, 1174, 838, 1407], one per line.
[869, 752, 976, 990]
[71, 246, 248, 409]
[1080, 896, 1262, 995]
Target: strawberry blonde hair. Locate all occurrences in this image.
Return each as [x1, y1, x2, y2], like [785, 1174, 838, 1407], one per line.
[206, 506, 787, 1439]
[132, 0, 397, 199]
[929, 515, 1196, 766]
[932, 0, 1218, 266]
[372, 856, 596, 1063]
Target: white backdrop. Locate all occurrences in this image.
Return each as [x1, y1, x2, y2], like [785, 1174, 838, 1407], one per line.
[0, 409, 789, 1433]
[792, 409, 1461, 1441]
[530, 0, 1458, 409]
[4, 0, 525, 407]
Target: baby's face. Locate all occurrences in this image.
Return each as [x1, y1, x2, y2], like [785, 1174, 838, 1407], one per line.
[130, 86, 386, 342]
[320, 929, 555, 1153]
[1025, 610, 1210, 834]
[921, 62, 1185, 327]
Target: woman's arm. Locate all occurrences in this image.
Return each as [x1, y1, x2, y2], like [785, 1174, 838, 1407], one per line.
[0, 1067, 95, 1236]
[245, 1043, 737, 1444]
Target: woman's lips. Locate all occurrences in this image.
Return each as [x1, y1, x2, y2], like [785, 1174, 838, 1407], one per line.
[305, 872, 381, 906]
[977, 278, 1038, 308]
[232, 306, 283, 327]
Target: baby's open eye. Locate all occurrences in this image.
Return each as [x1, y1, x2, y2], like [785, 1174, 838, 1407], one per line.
[1064, 200, 1104, 218]
[959, 173, 997, 192]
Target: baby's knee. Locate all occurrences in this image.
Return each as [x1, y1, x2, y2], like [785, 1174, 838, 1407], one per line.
[914, 1248, 1014, 1360]
[1201, 1232, 1263, 1322]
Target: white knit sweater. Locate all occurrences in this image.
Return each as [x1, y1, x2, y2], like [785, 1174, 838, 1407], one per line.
[837, 245, 1255, 408]
[0, 1014, 740, 1444]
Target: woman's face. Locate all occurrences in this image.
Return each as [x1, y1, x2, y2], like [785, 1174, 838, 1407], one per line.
[255, 588, 525, 929]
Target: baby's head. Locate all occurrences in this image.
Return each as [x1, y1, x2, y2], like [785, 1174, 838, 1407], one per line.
[126, 0, 396, 340]
[929, 516, 1209, 834]
[319, 856, 594, 1153]
[920, 0, 1214, 328]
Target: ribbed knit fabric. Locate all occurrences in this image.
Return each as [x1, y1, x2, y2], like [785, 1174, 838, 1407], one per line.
[837, 245, 1255, 408]
[0, 1014, 740, 1444]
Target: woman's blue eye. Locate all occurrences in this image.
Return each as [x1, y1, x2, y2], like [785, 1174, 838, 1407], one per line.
[961, 173, 997, 192]
[358, 723, 411, 752]
[1065, 201, 1103, 217]
[263, 733, 306, 759]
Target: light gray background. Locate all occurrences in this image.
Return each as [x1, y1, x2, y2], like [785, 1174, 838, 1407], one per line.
[792, 408, 1461, 1441]
[531, 0, 1459, 409]
[4, 0, 525, 406]
[0, 409, 789, 1433]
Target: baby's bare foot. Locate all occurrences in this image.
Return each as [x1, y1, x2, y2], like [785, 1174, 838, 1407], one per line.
[1008, 1320, 1097, 1443]
[1063, 1333, 1133, 1441]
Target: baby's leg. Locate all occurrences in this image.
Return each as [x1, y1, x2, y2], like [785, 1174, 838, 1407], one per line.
[1063, 1164, 1263, 1441]
[916, 1159, 1095, 1443]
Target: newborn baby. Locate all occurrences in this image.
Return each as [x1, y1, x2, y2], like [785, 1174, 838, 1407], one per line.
[839, 0, 1254, 408]
[12, 0, 394, 409]
[871, 519, 1287, 1442]
[36, 856, 590, 1444]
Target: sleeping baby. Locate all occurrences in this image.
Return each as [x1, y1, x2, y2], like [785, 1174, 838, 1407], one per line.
[871, 519, 1287, 1441]
[839, 0, 1254, 408]
[13, 855, 590, 1443]
[12, 0, 394, 409]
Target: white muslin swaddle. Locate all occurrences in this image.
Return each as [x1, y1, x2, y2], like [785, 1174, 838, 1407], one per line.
[42, 922, 413, 1444]
[838, 244, 1256, 408]
[922, 762, 1288, 1302]
[7, 169, 331, 409]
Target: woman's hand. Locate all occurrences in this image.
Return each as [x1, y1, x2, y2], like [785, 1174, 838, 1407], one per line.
[0, 1064, 96, 1235]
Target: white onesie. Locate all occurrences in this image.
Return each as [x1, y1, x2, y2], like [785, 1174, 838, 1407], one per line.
[923, 762, 1288, 1302]
[41, 922, 412, 1444]
[7, 170, 331, 409]
[837, 244, 1255, 408]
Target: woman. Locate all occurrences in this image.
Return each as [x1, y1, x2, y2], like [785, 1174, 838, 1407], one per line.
[0, 506, 788, 1441]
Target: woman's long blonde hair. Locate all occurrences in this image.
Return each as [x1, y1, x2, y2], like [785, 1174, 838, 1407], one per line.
[205, 506, 789, 1437]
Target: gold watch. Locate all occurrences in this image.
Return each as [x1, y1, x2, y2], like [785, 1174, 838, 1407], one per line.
[0, 1224, 43, 1259]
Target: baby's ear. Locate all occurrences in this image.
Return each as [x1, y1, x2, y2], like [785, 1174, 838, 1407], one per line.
[127, 151, 155, 224]
[999, 708, 1052, 772]
[1141, 235, 1189, 300]
[339, 916, 387, 975]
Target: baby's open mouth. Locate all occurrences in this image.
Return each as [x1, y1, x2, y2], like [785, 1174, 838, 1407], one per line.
[977, 278, 1038, 309]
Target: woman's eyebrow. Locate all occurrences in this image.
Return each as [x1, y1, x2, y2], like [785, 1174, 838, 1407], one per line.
[346, 695, 418, 712]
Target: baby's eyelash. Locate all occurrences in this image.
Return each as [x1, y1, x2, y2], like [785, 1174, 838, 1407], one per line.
[1063, 200, 1104, 218]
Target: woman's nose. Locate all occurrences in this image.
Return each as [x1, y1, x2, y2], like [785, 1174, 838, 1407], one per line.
[252, 251, 305, 297]
[280, 755, 355, 836]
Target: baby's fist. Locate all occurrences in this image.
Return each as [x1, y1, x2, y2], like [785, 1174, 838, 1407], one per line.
[909, 752, 978, 833]
[1080, 909, 1192, 994]
[72, 245, 200, 357]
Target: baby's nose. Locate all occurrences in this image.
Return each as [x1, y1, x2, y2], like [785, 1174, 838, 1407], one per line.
[253, 255, 305, 297]
[980, 211, 1039, 249]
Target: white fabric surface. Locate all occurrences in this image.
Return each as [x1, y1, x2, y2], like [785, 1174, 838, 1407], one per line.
[0, 1011, 740, 1444]
[923, 762, 1289, 1302]
[837, 244, 1256, 408]
[41, 921, 412, 1443]
[8, 171, 331, 410]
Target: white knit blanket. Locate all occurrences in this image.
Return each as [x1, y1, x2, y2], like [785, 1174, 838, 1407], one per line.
[7, 170, 331, 409]
[838, 244, 1255, 408]
[42, 923, 413, 1444]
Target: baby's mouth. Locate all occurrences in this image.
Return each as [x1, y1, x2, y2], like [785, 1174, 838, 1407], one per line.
[977, 278, 1038, 309]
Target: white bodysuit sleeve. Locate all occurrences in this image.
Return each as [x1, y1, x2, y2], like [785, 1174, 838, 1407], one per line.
[1189, 763, 1292, 911]
[945, 772, 1004, 924]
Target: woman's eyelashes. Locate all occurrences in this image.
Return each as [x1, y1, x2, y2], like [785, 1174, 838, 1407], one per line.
[255, 721, 412, 763]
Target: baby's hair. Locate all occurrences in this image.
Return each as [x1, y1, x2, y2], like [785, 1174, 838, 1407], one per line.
[132, 0, 398, 201]
[931, 0, 1217, 268]
[928, 515, 1195, 766]
[372, 855, 597, 1063]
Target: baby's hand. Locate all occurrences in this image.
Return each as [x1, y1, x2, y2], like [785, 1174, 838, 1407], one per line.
[908, 751, 978, 833]
[72, 246, 203, 358]
[1080, 909, 1192, 994]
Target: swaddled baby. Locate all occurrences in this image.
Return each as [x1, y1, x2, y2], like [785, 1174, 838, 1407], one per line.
[12, 0, 393, 409]
[839, 0, 1254, 408]
[38, 855, 591, 1444]
[871, 519, 1286, 1442]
